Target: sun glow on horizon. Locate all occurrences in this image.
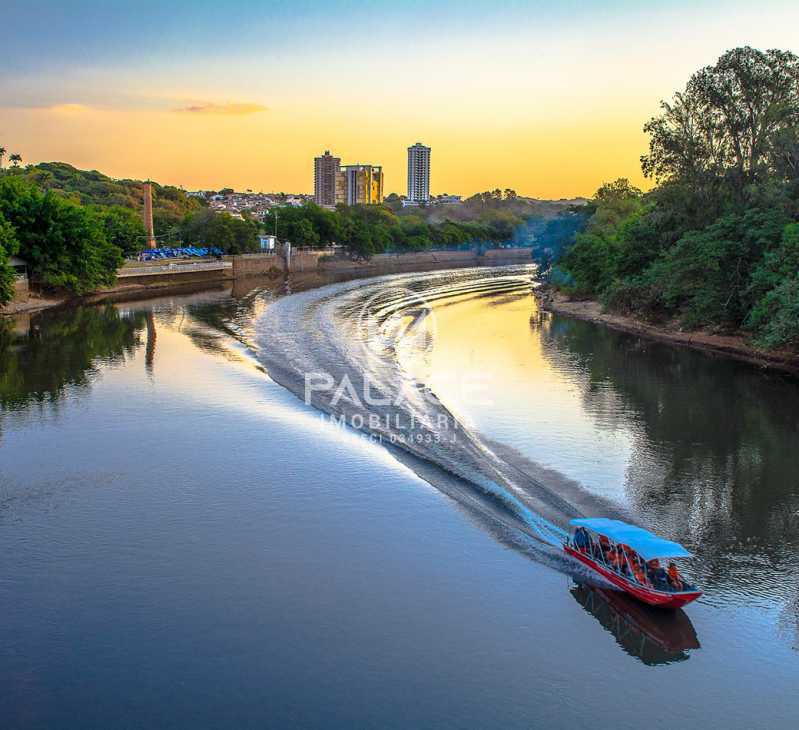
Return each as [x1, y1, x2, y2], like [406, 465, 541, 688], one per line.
[2, 1, 798, 197]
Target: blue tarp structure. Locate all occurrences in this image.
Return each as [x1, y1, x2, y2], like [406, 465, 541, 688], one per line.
[139, 247, 223, 261]
[569, 518, 692, 560]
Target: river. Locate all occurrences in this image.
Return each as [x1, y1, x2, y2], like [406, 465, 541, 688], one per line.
[1, 265, 797, 729]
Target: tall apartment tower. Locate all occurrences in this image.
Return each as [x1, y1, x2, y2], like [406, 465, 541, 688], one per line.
[336, 165, 384, 206]
[314, 150, 340, 207]
[407, 142, 431, 203]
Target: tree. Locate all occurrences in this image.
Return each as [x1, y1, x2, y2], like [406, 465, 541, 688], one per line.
[0, 212, 19, 304]
[92, 205, 147, 256]
[0, 147, 6, 170]
[9, 154, 22, 168]
[0, 177, 122, 295]
[642, 47, 799, 200]
[180, 209, 259, 254]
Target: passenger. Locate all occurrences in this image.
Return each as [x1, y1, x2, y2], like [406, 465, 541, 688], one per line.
[667, 561, 684, 591]
[573, 527, 590, 553]
[618, 545, 634, 577]
[599, 535, 611, 562]
[632, 561, 647, 585]
[647, 559, 668, 589]
[608, 547, 621, 572]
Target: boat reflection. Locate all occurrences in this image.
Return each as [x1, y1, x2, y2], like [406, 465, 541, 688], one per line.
[571, 581, 700, 665]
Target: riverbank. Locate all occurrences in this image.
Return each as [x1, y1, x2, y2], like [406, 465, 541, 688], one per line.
[535, 286, 799, 377]
[2, 248, 533, 318]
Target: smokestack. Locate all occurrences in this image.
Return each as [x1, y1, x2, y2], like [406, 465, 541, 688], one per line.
[143, 182, 157, 249]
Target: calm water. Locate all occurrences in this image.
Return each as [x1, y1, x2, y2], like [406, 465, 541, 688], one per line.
[1, 268, 797, 729]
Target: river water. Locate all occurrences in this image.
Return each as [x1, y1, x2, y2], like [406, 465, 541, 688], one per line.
[1, 266, 797, 729]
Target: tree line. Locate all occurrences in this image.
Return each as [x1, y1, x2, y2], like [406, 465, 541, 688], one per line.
[555, 47, 799, 352]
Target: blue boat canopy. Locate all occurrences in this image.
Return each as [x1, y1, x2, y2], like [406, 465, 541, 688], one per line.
[569, 518, 693, 560]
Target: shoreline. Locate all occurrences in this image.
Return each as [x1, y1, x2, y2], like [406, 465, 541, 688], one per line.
[2, 248, 533, 319]
[2, 258, 532, 320]
[535, 287, 799, 378]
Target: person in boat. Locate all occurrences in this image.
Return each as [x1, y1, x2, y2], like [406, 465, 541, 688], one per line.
[599, 535, 611, 563]
[667, 561, 684, 591]
[632, 558, 647, 586]
[608, 546, 624, 573]
[618, 545, 635, 577]
[647, 559, 669, 589]
[573, 526, 590, 553]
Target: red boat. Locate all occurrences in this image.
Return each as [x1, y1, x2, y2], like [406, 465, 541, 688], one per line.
[564, 518, 702, 610]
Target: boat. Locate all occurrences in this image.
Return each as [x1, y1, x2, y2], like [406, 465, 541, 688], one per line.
[563, 518, 702, 609]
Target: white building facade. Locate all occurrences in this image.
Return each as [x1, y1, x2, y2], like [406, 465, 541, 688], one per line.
[407, 142, 431, 203]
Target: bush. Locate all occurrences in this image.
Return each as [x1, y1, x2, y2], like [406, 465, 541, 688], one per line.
[748, 275, 799, 350]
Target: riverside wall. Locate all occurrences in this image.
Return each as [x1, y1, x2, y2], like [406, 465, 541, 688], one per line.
[317, 247, 533, 273]
[2, 248, 533, 315]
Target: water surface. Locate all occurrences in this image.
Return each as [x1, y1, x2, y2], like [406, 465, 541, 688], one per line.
[1, 267, 797, 729]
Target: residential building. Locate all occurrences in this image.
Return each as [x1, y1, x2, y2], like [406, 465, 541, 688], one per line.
[433, 194, 461, 205]
[407, 142, 430, 203]
[336, 164, 384, 205]
[314, 150, 340, 207]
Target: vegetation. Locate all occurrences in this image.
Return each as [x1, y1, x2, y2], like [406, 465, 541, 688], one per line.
[16, 162, 204, 237]
[557, 47, 799, 352]
[179, 208, 260, 254]
[259, 196, 549, 259]
[0, 212, 18, 304]
[0, 176, 123, 296]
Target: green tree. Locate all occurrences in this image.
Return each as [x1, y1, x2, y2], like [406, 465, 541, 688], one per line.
[642, 47, 799, 199]
[92, 205, 147, 256]
[0, 212, 19, 304]
[0, 177, 122, 295]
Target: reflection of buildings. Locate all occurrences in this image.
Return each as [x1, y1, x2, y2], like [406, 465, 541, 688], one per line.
[571, 582, 700, 665]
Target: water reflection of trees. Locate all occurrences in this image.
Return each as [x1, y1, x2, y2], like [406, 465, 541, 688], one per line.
[0, 305, 146, 418]
[537, 314, 799, 594]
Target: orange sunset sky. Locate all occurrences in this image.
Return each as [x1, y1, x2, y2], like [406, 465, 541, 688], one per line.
[2, 0, 798, 198]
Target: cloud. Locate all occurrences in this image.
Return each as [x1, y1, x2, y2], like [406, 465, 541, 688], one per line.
[173, 102, 268, 115]
[48, 103, 92, 114]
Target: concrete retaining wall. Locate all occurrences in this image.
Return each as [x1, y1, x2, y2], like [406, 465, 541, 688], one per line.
[318, 247, 532, 272]
[111, 267, 232, 288]
[228, 251, 325, 276]
[483, 247, 533, 261]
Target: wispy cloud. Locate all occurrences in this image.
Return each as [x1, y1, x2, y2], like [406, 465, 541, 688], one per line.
[48, 103, 92, 114]
[173, 102, 268, 115]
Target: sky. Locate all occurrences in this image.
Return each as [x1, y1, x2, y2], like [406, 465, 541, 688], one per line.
[2, 0, 798, 198]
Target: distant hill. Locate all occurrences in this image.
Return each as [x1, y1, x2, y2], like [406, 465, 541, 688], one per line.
[18, 162, 205, 234]
[386, 191, 584, 226]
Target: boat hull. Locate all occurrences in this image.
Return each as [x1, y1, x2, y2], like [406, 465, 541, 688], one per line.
[564, 545, 702, 609]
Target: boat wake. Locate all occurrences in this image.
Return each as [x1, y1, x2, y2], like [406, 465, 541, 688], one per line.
[256, 266, 623, 570]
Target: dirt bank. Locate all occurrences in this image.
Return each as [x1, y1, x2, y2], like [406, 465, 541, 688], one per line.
[535, 287, 799, 377]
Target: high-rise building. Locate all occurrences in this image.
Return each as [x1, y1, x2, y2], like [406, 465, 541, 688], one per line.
[336, 164, 384, 206]
[314, 150, 340, 207]
[407, 142, 430, 203]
